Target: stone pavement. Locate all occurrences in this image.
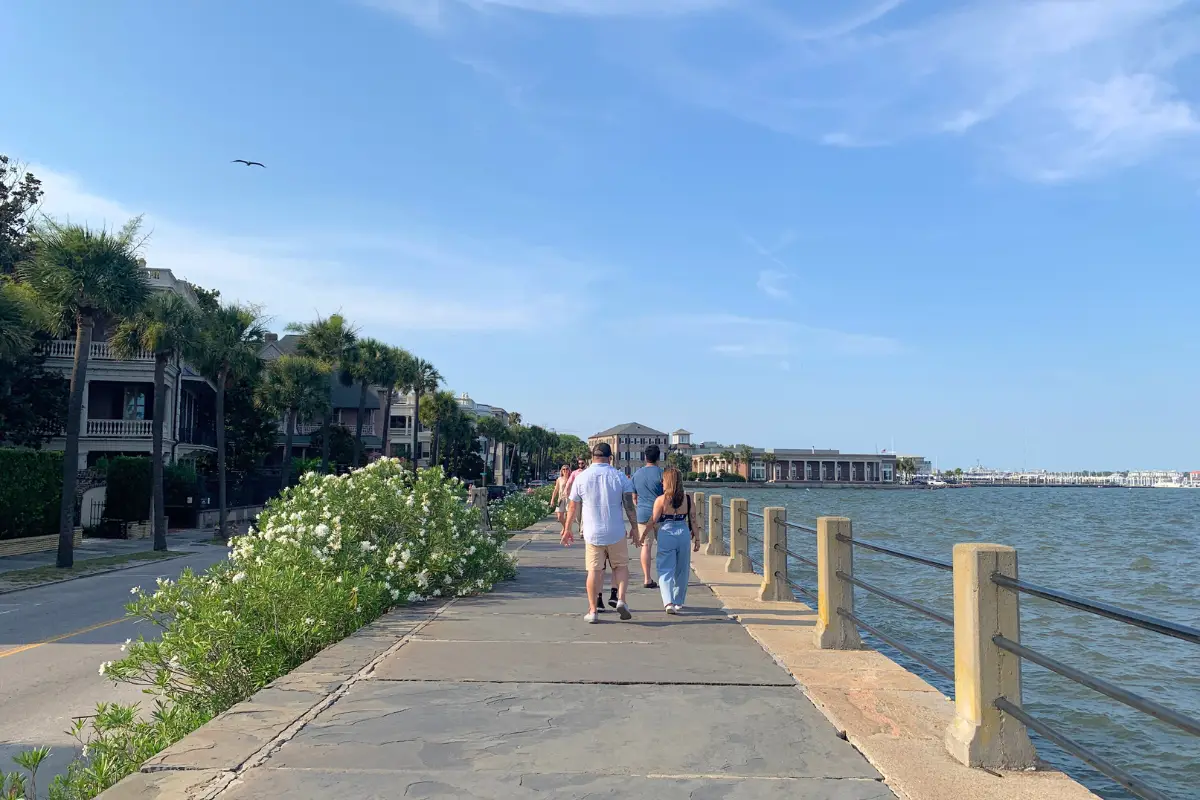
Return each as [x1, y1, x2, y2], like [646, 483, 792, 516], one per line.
[105, 520, 894, 799]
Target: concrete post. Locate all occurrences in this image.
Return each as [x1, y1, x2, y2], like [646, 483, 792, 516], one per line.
[814, 517, 862, 649]
[692, 492, 705, 537]
[705, 494, 726, 556]
[726, 498, 751, 573]
[758, 507, 793, 602]
[945, 543, 1038, 770]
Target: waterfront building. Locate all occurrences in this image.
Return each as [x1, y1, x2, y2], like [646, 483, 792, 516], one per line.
[588, 423, 669, 476]
[41, 267, 218, 469]
[690, 446, 898, 484]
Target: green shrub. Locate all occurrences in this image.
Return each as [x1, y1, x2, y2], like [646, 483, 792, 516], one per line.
[105, 457, 152, 522]
[0, 449, 62, 540]
[490, 489, 551, 533]
[163, 463, 198, 508]
[46, 460, 516, 799]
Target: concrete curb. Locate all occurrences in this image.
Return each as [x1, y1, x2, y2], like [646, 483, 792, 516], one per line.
[0, 551, 192, 596]
[689, 552, 1099, 800]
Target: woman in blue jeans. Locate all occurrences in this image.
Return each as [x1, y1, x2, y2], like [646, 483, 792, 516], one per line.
[646, 467, 700, 614]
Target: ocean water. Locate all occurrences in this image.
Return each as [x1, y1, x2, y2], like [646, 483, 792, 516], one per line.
[719, 486, 1199, 800]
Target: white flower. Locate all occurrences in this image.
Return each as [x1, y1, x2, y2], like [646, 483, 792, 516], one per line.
[121, 638, 131, 652]
[304, 617, 315, 626]
[98, 661, 110, 675]
[232, 572, 247, 584]
[433, 589, 442, 597]
[314, 524, 329, 538]
[407, 591, 418, 602]
[130, 586, 140, 595]
[168, 655, 181, 669]
[336, 576, 343, 584]
[390, 589, 400, 600]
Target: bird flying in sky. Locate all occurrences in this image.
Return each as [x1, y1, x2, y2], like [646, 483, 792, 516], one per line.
[231, 159, 265, 168]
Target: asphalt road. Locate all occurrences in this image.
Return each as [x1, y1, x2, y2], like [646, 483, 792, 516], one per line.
[0, 545, 228, 785]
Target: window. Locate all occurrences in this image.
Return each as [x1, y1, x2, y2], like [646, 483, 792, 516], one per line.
[123, 387, 146, 420]
[390, 415, 406, 430]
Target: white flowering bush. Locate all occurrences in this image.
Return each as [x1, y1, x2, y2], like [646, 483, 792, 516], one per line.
[49, 460, 514, 799]
[489, 486, 552, 534]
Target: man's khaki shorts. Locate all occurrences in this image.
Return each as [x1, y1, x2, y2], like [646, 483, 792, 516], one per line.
[585, 539, 629, 571]
[638, 522, 655, 545]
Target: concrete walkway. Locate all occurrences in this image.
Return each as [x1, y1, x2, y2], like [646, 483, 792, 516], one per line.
[109, 521, 894, 799]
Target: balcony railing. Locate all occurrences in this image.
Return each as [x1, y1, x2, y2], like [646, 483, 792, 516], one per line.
[86, 419, 153, 437]
[178, 426, 217, 448]
[291, 422, 376, 436]
[45, 340, 154, 361]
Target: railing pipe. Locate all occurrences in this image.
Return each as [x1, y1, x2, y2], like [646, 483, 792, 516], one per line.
[991, 574, 1200, 645]
[837, 607, 952, 679]
[993, 635, 1200, 737]
[838, 535, 952, 571]
[837, 570, 952, 627]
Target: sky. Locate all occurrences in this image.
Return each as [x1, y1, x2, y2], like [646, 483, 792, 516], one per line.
[4, 0, 1200, 471]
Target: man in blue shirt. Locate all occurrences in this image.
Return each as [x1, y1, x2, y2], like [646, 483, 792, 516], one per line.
[631, 445, 665, 590]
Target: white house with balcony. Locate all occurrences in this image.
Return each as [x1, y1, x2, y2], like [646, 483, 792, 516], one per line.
[386, 391, 509, 476]
[40, 268, 219, 469]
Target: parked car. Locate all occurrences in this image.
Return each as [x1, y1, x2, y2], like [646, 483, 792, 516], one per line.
[486, 485, 507, 502]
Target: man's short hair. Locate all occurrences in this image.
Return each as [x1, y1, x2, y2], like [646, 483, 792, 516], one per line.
[644, 444, 660, 463]
[591, 442, 612, 459]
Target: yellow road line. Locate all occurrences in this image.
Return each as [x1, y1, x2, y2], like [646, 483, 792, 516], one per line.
[0, 616, 128, 659]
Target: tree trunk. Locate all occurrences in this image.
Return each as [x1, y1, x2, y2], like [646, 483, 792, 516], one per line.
[151, 352, 168, 551]
[411, 393, 420, 474]
[57, 314, 93, 568]
[490, 439, 500, 485]
[353, 380, 367, 468]
[382, 387, 394, 457]
[319, 407, 332, 474]
[431, 425, 441, 469]
[280, 407, 296, 491]
[216, 366, 229, 542]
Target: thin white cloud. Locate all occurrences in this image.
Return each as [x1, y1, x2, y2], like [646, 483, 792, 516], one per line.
[756, 269, 790, 299]
[663, 313, 902, 358]
[32, 164, 595, 334]
[645, 0, 1200, 180]
[362, 0, 729, 28]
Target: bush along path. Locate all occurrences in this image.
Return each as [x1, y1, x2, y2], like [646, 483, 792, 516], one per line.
[489, 484, 553, 534]
[27, 459, 515, 800]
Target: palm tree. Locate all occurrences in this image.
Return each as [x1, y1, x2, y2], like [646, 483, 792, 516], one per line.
[378, 346, 415, 459]
[738, 444, 754, 479]
[257, 355, 330, 491]
[476, 414, 507, 485]
[763, 452, 778, 482]
[418, 390, 458, 467]
[20, 219, 150, 568]
[720, 450, 735, 476]
[0, 277, 52, 359]
[111, 292, 197, 551]
[286, 314, 358, 474]
[345, 337, 390, 468]
[409, 358, 442, 473]
[191, 303, 267, 541]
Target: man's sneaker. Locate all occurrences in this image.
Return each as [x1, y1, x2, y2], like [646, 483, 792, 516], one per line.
[608, 588, 618, 608]
[596, 593, 607, 611]
[584, 612, 598, 624]
[616, 601, 632, 621]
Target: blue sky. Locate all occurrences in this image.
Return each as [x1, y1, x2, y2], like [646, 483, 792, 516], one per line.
[4, 0, 1200, 470]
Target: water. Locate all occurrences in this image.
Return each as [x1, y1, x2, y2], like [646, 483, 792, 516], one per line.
[718, 486, 1199, 800]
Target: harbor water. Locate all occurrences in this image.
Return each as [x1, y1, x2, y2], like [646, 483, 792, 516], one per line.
[726, 486, 1198, 800]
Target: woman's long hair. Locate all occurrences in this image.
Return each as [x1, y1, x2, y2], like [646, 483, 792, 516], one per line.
[662, 467, 685, 509]
[560, 464, 571, 478]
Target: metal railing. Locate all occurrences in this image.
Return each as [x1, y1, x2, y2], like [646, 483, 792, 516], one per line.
[988, 576, 1200, 800]
[711, 493, 1198, 799]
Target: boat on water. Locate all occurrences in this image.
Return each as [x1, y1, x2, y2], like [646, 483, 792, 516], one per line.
[1152, 481, 1184, 489]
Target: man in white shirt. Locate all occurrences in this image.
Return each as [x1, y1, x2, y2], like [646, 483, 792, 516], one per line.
[563, 442, 641, 623]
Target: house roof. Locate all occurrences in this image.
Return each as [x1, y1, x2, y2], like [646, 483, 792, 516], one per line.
[260, 334, 302, 359]
[330, 378, 380, 409]
[589, 422, 667, 439]
[672, 429, 692, 435]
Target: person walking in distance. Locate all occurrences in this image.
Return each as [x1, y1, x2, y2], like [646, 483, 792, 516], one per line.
[562, 442, 641, 623]
[549, 464, 571, 529]
[631, 444, 664, 589]
[644, 466, 700, 614]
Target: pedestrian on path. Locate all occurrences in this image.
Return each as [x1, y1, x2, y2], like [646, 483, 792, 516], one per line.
[631, 445, 664, 590]
[564, 454, 617, 612]
[549, 464, 571, 528]
[645, 467, 699, 614]
[562, 442, 641, 623]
